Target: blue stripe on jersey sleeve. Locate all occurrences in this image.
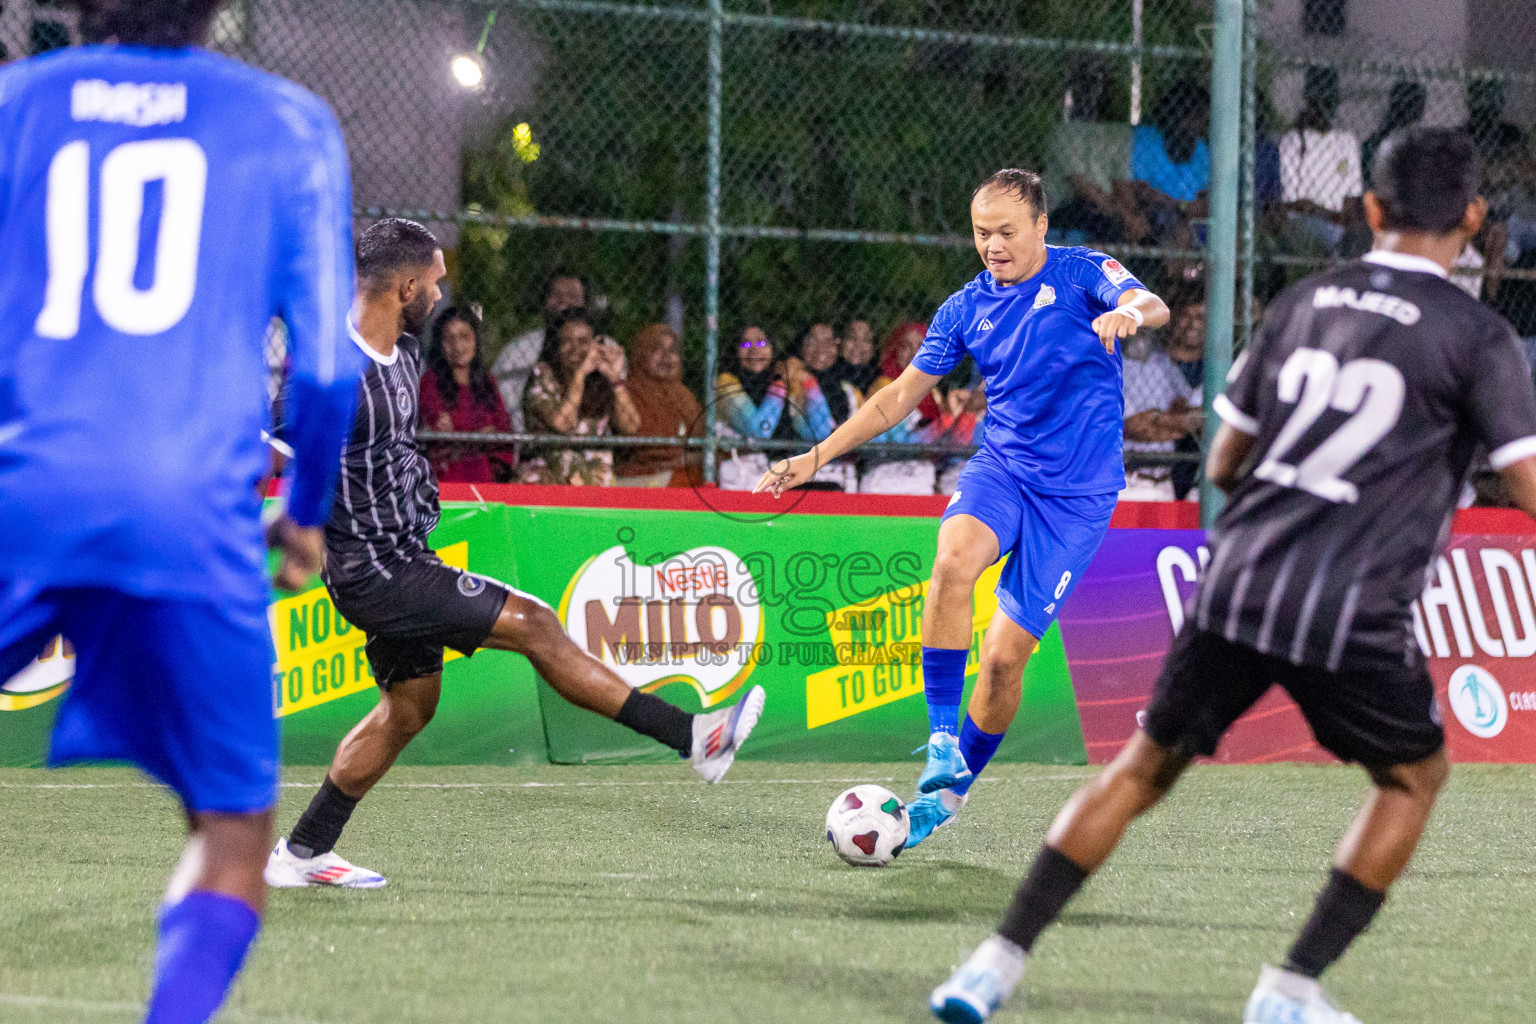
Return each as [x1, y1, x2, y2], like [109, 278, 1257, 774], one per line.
[911, 288, 970, 376]
[1068, 249, 1146, 315]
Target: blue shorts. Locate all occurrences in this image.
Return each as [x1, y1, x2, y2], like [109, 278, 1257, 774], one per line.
[0, 579, 278, 814]
[943, 451, 1117, 639]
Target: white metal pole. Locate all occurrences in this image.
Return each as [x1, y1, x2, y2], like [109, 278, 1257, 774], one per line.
[1131, 0, 1144, 125]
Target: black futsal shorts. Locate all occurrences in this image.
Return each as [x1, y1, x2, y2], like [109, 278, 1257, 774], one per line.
[1142, 626, 1445, 770]
[326, 552, 514, 689]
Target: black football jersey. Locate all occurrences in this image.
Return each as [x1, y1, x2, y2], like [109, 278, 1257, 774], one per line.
[324, 330, 441, 584]
[1196, 251, 1536, 671]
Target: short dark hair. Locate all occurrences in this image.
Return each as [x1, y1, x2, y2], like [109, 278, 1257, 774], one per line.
[973, 169, 1047, 216]
[1371, 128, 1480, 235]
[71, 0, 224, 46]
[356, 219, 440, 291]
[542, 268, 583, 298]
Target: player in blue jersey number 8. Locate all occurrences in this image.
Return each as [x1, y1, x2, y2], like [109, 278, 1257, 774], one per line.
[757, 169, 1168, 846]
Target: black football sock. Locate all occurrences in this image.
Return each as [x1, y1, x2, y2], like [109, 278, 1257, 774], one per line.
[997, 845, 1090, 952]
[613, 690, 694, 755]
[288, 776, 360, 859]
[1282, 868, 1386, 979]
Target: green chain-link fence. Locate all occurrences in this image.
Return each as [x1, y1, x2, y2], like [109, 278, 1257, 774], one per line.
[1244, 2, 1536, 334]
[6, 0, 1535, 497]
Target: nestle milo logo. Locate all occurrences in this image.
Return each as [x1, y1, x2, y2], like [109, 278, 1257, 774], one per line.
[557, 543, 762, 708]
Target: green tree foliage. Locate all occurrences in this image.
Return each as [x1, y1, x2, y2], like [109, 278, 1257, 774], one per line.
[460, 0, 1209, 383]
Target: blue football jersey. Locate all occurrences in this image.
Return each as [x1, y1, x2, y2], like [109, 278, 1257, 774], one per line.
[0, 45, 362, 605]
[913, 246, 1147, 495]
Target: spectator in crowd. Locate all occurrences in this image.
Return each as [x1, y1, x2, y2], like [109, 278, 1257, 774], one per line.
[1253, 88, 1284, 215]
[521, 308, 639, 485]
[925, 372, 985, 496]
[858, 320, 947, 494]
[1468, 77, 1522, 166]
[1277, 66, 1364, 255]
[615, 323, 702, 487]
[876, 320, 943, 425]
[794, 322, 856, 491]
[1361, 80, 1426, 190]
[1121, 286, 1204, 501]
[491, 269, 589, 432]
[1047, 57, 1149, 245]
[419, 306, 514, 484]
[1130, 78, 1211, 246]
[1484, 128, 1536, 304]
[712, 324, 836, 489]
[716, 326, 788, 490]
[836, 320, 882, 398]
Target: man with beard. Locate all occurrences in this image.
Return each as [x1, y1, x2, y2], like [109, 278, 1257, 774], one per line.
[267, 220, 765, 888]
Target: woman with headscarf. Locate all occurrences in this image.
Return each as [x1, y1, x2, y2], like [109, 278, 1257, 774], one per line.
[714, 326, 786, 490]
[419, 306, 514, 483]
[714, 325, 837, 489]
[615, 323, 703, 487]
[856, 321, 942, 494]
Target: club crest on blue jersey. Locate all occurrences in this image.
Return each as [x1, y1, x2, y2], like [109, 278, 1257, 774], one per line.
[1032, 285, 1056, 310]
[396, 385, 411, 416]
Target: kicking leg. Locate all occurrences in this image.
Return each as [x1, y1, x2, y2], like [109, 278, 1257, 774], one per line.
[146, 810, 272, 1024]
[482, 590, 764, 782]
[955, 610, 1036, 791]
[915, 514, 998, 797]
[1246, 751, 1449, 1024]
[908, 610, 1036, 848]
[930, 732, 1191, 1023]
[272, 673, 440, 888]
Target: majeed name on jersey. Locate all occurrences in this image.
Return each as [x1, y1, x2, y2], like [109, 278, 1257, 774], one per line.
[1312, 285, 1421, 326]
[71, 79, 187, 127]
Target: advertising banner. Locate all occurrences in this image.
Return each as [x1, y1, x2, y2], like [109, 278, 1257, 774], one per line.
[1063, 526, 1536, 764]
[6, 489, 1535, 768]
[0, 503, 549, 768]
[505, 505, 1087, 765]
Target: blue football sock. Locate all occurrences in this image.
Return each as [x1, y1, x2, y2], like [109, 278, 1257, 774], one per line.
[922, 646, 969, 736]
[145, 891, 260, 1024]
[953, 715, 1006, 795]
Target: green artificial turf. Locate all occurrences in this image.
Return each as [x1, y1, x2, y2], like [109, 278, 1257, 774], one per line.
[1, 762, 1531, 1023]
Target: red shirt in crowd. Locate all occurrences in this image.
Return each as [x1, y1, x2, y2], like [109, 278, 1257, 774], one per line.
[418, 368, 514, 483]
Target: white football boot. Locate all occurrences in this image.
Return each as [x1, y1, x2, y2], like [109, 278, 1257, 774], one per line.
[1244, 965, 1362, 1024]
[689, 685, 766, 783]
[929, 934, 1027, 1024]
[264, 838, 387, 889]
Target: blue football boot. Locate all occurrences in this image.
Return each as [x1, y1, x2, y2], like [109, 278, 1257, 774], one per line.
[904, 789, 967, 848]
[917, 731, 973, 794]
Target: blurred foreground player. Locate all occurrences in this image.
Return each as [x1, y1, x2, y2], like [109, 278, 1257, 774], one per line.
[266, 220, 765, 889]
[0, 1, 362, 1021]
[757, 170, 1168, 845]
[929, 128, 1536, 1024]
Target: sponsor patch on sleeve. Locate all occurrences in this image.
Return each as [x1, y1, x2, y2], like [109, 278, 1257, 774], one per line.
[1100, 258, 1134, 286]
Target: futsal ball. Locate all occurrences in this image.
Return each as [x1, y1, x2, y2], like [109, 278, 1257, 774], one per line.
[825, 784, 909, 867]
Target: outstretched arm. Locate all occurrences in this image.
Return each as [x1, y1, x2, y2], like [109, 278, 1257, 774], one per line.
[1090, 288, 1170, 354]
[753, 364, 941, 495]
[272, 104, 362, 590]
